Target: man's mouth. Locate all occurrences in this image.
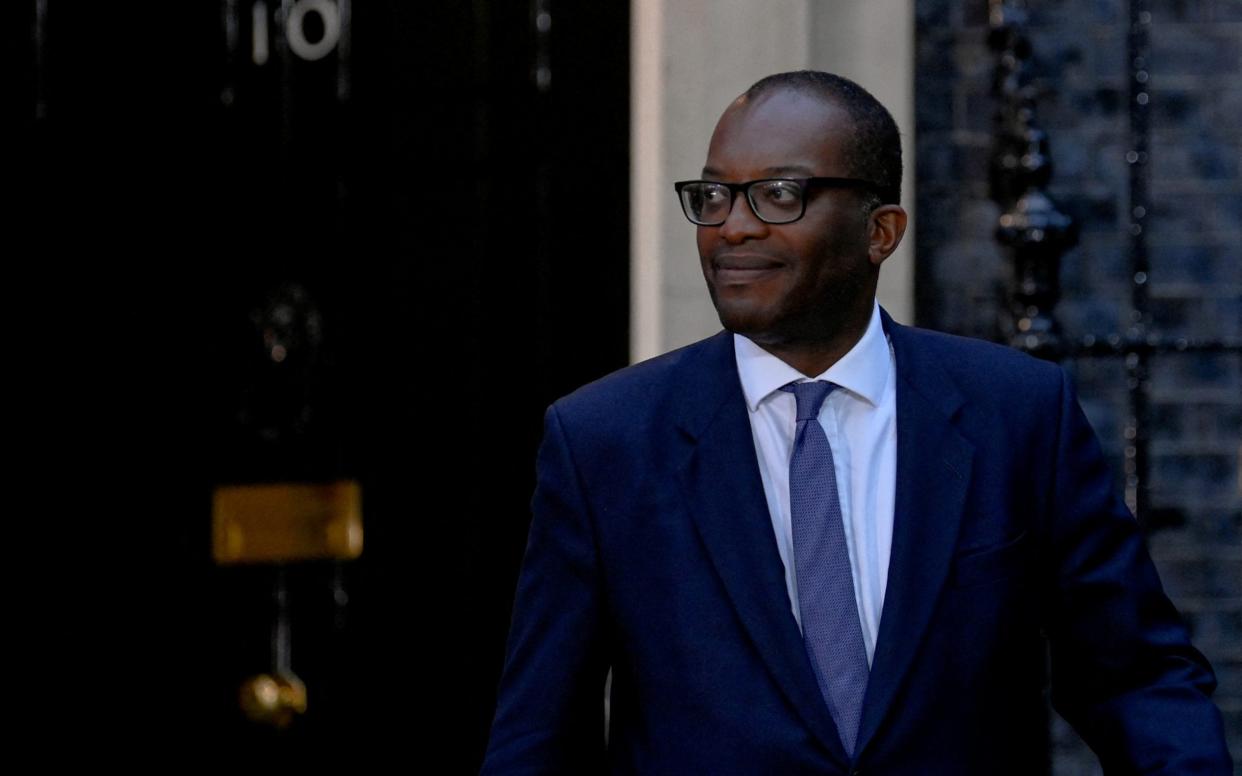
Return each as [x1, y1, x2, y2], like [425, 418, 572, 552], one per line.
[712, 254, 784, 284]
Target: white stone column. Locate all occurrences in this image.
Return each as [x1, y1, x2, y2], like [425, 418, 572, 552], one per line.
[807, 0, 916, 329]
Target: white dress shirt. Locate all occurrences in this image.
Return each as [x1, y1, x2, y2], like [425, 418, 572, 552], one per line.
[733, 301, 897, 665]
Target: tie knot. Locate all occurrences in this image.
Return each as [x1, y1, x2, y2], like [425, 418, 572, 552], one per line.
[781, 381, 836, 421]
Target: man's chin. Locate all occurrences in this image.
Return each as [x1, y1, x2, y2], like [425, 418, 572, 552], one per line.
[714, 305, 778, 342]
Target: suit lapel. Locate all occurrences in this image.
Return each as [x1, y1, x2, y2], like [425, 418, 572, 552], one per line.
[854, 313, 975, 756]
[672, 332, 850, 765]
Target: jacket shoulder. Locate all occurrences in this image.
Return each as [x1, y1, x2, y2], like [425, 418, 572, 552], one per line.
[889, 321, 1066, 400]
[548, 332, 730, 432]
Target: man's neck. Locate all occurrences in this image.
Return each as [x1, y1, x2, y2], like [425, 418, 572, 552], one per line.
[752, 306, 873, 377]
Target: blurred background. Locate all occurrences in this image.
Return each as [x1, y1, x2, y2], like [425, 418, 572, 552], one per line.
[20, 0, 1239, 771]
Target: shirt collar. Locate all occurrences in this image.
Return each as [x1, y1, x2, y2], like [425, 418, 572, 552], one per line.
[734, 300, 891, 412]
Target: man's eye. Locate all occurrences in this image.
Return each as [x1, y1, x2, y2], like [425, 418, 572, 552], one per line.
[703, 188, 727, 202]
[762, 183, 801, 203]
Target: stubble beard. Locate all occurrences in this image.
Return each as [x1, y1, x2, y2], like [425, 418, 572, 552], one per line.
[709, 257, 876, 351]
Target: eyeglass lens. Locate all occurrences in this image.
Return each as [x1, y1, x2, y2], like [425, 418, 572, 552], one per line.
[679, 180, 805, 225]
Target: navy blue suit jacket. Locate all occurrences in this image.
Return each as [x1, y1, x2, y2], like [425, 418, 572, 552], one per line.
[483, 314, 1230, 774]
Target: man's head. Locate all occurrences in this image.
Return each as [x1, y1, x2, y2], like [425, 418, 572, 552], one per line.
[691, 70, 906, 354]
[743, 71, 903, 211]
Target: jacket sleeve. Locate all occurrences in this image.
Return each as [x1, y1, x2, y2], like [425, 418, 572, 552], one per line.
[480, 404, 609, 775]
[1044, 368, 1232, 773]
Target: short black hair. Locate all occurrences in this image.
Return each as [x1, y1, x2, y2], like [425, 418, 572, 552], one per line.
[744, 70, 902, 209]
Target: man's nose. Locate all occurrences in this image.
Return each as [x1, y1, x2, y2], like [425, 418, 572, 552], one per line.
[718, 191, 769, 244]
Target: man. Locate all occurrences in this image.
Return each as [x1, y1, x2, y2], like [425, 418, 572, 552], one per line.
[482, 71, 1230, 774]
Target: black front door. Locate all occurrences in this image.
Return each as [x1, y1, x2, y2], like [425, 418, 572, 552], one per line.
[28, 2, 629, 768]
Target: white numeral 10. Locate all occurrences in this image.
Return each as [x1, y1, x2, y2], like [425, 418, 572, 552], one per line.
[252, 0, 341, 65]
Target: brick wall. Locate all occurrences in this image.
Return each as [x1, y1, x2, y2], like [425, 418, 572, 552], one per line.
[915, 0, 1242, 771]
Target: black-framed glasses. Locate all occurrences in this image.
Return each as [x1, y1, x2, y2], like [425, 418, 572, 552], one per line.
[673, 177, 889, 226]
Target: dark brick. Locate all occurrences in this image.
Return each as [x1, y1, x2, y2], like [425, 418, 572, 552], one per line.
[1214, 658, 1242, 697]
[1151, 139, 1241, 181]
[1149, 452, 1238, 497]
[915, 82, 954, 132]
[1081, 240, 1131, 285]
[1086, 138, 1131, 191]
[956, 140, 994, 182]
[961, 88, 996, 133]
[918, 32, 960, 78]
[953, 33, 994, 80]
[1053, 137, 1093, 180]
[1191, 508, 1242, 542]
[1218, 601, 1242, 642]
[1150, 26, 1241, 77]
[1150, 554, 1215, 601]
[1038, 91, 1084, 130]
[1147, 192, 1219, 234]
[1150, 0, 1215, 22]
[915, 0, 951, 30]
[1213, 192, 1242, 231]
[1198, 400, 1242, 440]
[1072, 358, 1129, 419]
[1057, 191, 1122, 233]
[1149, 401, 1188, 441]
[1184, 600, 1242, 646]
[1213, 0, 1242, 22]
[1189, 140, 1240, 180]
[1090, 0, 1127, 25]
[1090, 87, 1125, 117]
[1079, 396, 1123, 441]
[1092, 36, 1129, 80]
[916, 140, 959, 182]
[1026, 0, 1077, 28]
[1150, 352, 1242, 392]
[915, 186, 964, 244]
[1062, 296, 1131, 337]
[1149, 243, 1213, 283]
[1027, 29, 1091, 82]
[960, 1, 990, 28]
[1150, 296, 1195, 336]
[1151, 88, 1203, 125]
[1152, 400, 1242, 443]
[1202, 296, 1242, 339]
[1059, 240, 1095, 289]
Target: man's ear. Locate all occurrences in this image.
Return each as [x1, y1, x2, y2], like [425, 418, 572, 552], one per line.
[867, 205, 907, 267]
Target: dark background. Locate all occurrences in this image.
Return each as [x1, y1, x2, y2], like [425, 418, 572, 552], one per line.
[23, 1, 629, 768]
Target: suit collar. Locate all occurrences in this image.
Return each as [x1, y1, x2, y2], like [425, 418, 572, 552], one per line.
[879, 308, 965, 419]
[667, 330, 740, 443]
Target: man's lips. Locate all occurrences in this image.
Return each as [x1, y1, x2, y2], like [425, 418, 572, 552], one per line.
[711, 254, 784, 284]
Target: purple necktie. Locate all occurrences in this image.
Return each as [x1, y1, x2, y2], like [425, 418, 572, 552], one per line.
[783, 381, 869, 757]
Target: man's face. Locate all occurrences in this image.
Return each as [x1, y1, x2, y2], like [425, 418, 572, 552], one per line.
[697, 90, 877, 347]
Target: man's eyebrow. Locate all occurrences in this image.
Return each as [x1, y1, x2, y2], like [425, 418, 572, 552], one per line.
[699, 164, 817, 179]
[763, 164, 816, 176]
